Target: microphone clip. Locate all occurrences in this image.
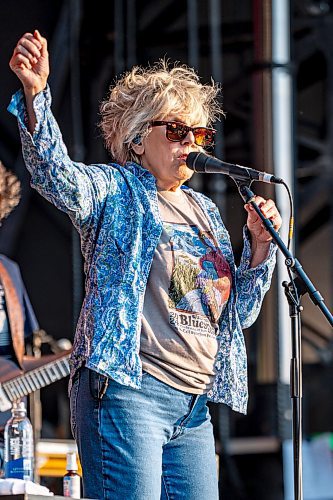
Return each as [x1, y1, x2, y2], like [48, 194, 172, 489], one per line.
[232, 178, 256, 204]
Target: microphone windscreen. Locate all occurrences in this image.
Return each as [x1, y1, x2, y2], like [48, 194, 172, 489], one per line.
[186, 152, 206, 172]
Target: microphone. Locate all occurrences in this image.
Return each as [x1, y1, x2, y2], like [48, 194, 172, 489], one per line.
[186, 152, 284, 184]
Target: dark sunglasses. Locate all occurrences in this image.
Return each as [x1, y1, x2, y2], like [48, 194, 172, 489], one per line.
[151, 121, 216, 147]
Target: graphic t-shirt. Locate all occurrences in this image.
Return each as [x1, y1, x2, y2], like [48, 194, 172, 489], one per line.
[140, 189, 232, 394]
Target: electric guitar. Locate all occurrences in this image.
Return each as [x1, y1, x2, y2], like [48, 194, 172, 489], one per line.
[0, 351, 71, 412]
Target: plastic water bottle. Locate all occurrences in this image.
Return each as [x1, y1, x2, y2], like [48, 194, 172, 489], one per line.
[4, 401, 34, 481]
[63, 451, 81, 498]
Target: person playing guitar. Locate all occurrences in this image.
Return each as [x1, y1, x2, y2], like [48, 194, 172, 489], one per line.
[0, 163, 40, 462]
[0, 162, 71, 474]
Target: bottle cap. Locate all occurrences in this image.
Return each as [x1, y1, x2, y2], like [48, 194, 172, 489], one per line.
[12, 401, 27, 413]
[66, 452, 78, 471]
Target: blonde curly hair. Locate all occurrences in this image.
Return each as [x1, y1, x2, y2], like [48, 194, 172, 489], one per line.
[0, 161, 21, 222]
[99, 60, 223, 165]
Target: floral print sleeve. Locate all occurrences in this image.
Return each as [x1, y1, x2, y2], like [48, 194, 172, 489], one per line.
[236, 227, 277, 329]
[8, 86, 114, 231]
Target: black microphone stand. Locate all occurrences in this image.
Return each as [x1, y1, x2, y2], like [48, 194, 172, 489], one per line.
[234, 180, 333, 500]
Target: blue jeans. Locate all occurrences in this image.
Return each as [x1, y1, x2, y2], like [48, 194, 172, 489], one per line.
[70, 367, 219, 499]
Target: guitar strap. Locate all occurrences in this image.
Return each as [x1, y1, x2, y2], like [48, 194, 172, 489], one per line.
[0, 261, 24, 369]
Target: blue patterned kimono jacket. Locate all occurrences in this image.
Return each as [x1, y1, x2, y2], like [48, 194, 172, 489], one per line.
[8, 86, 277, 414]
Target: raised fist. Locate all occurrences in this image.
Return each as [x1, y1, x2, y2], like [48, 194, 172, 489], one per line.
[9, 30, 49, 96]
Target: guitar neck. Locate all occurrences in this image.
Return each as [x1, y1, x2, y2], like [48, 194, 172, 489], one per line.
[2, 354, 70, 403]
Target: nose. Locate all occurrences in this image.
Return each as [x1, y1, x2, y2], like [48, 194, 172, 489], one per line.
[181, 130, 196, 146]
